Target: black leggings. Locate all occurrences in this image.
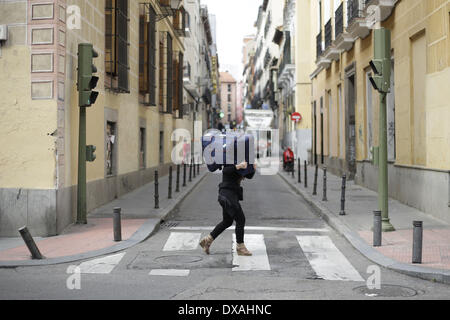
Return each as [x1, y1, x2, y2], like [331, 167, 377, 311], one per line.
[210, 205, 246, 244]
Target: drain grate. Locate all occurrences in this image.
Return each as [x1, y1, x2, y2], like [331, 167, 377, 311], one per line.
[353, 285, 418, 298]
[160, 221, 180, 229]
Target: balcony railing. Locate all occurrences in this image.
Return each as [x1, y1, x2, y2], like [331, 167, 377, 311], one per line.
[335, 2, 344, 39]
[347, 0, 366, 25]
[324, 19, 332, 50]
[316, 32, 323, 59]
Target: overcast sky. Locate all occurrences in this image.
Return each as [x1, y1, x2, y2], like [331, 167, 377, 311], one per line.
[200, 0, 261, 82]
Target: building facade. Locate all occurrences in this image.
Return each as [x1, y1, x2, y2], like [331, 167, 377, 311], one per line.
[310, 0, 450, 223]
[0, 0, 202, 237]
[275, 0, 317, 162]
[219, 71, 237, 127]
[183, 0, 214, 134]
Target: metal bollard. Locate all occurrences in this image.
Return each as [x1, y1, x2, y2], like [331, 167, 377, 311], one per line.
[312, 165, 318, 195]
[304, 160, 308, 188]
[340, 174, 347, 215]
[18, 226, 44, 260]
[183, 163, 187, 187]
[113, 207, 122, 242]
[298, 158, 301, 184]
[193, 159, 196, 179]
[412, 221, 423, 264]
[322, 167, 328, 201]
[189, 161, 192, 182]
[373, 211, 382, 247]
[154, 170, 159, 209]
[168, 166, 173, 199]
[176, 164, 180, 192]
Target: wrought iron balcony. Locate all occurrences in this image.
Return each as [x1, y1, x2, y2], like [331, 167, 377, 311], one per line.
[347, 0, 366, 25]
[316, 32, 323, 60]
[325, 19, 332, 50]
[335, 2, 344, 39]
[347, 0, 370, 40]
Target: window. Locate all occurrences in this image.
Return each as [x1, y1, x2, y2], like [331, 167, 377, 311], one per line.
[228, 84, 231, 92]
[174, 52, 184, 118]
[159, 37, 165, 112]
[338, 84, 344, 158]
[105, 0, 129, 93]
[139, 4, 157, 105]
[166, 33, 173, 113]
[228, 114, 231, 122]
[106, 121, 117, 176]
[228, 104, 231, 112]
[328, 90, 333, 157]
[365, 70, 373, 160]
[227, 94, 231, 102]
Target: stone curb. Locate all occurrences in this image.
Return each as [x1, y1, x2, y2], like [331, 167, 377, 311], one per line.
[278, 170, 450, 285]
[0, 170, 209, 268]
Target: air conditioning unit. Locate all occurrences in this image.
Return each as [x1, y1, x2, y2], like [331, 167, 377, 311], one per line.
[0, 25, 8, 41]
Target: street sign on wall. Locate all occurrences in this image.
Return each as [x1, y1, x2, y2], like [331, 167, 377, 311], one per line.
[291, 112, 302, 122]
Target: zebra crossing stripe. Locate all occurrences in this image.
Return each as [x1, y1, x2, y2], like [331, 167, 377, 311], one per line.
[163, 232, 201, 251]
[149, 269, 190, 277]
[297, 235, 364, 282]
[232, 234, 271, 271]
[170, 226, 329, 233]
[77, 252, 126, 274]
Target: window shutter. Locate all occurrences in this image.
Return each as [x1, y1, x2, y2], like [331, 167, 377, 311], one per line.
[117, 0, 129, 92]
[148, 6, 157, 105]
[166, 32, 173, 114]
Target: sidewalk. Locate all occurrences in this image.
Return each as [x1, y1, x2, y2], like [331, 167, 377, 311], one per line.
[0, 165, 208, 267]
[278, 162, 450, 284]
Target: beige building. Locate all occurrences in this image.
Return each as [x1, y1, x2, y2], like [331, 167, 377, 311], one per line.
[276, 0, 318, 161]
[310, 0, 450, 223]
[219, 71, 237, 127]
[0, 0, 194, 236]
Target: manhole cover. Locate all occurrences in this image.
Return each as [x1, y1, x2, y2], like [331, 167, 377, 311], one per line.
[353, 285, 418, 298]
[154, 255, 203, 264]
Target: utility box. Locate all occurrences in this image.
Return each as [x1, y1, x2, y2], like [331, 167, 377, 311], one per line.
[0, 25, 8, 41]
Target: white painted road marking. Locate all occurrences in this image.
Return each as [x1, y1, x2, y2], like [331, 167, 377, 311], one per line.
[163, 232, 201, 251]
[171, 226, 330, 233]
[297, 235, 364, 282]
[149, 269, 190, 277]
[78, 252, 126, 274]
[232, 234, 271, 271]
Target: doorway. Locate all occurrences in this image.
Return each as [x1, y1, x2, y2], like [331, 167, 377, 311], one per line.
[345, 66, 356, 178]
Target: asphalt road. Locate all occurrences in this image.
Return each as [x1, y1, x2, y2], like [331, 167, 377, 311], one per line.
[0, 172, 449, 300]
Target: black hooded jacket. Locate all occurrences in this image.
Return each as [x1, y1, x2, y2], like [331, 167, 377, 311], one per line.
[217, 164, 255, 217]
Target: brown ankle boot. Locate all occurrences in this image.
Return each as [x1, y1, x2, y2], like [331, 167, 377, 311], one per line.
[199, 234, 214, 255]
[236, 243, 252, 256]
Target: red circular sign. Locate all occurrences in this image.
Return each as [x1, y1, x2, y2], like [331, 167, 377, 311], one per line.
[291, 112, 302, 122]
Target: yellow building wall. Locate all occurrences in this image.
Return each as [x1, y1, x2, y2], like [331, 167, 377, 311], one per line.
[63, 0, 186, 188]
[312, 0, 450, 171]
[0, 46, 58, 189]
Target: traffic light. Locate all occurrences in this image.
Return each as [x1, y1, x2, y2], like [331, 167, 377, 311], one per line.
[219, 111, 225, 119]
[78, 43, 99, 107]
[369, 28, 391, 93]
[86, 145, 96, 162]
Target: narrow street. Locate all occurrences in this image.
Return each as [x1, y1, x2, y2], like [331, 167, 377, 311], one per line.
[0, 172, 449, 300]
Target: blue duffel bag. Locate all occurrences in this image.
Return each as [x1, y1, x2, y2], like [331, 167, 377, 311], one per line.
[202, 131, 255, 176]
